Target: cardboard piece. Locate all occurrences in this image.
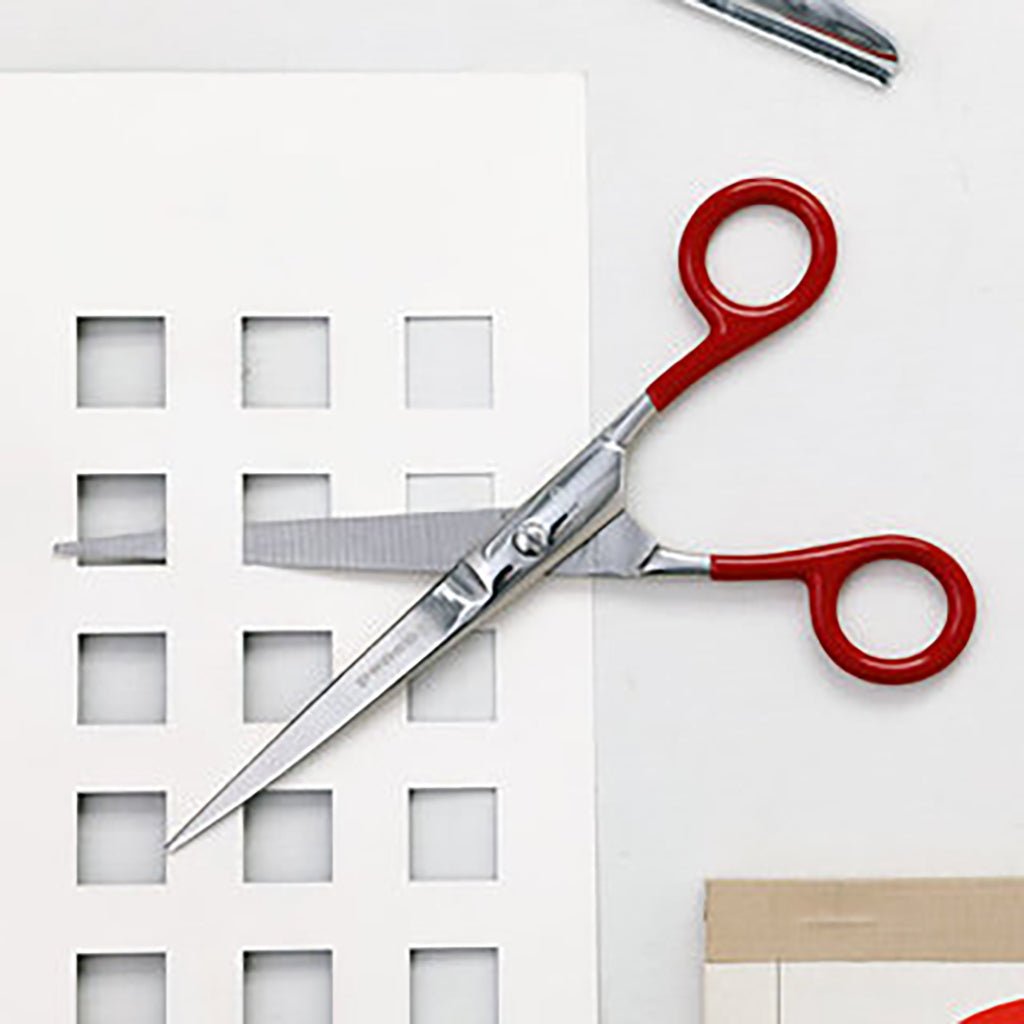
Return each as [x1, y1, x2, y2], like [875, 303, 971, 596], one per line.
[704, 880, 1024, 1024]
[707, 879, 1024, 963]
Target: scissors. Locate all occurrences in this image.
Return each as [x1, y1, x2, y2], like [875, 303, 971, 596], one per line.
[59, 178, 975, 850]
[680, 0, 900, 86]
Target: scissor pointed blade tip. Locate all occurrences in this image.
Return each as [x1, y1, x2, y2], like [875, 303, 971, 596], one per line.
[165, 801, 235, 854]
[165, 572, 472, 850]
[164, 703, 336, 852]
[164, 815, 209, 854]
[164, 823, 194, 854]
[163, 831, 189, 855]
[165, 779, 257, 852]
[53, 539, 79, 557]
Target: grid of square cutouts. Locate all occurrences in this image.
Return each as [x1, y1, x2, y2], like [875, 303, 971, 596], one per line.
[75, 313, 499, 413]
[74, 945, 502, 1023]
[72, 311, 505, 1021]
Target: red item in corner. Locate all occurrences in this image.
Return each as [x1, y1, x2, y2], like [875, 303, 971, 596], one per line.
[962, 1000, 1024, 1024]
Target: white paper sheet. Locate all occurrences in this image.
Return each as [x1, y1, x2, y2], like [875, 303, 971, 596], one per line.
[0, 73, 596, 1021]
[704, 963, 1024, 1024]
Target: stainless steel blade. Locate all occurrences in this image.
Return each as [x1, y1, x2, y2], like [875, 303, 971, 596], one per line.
[681, 0, 900, 86]
[52, 511, 510, 570]
[166, 565, 489, 851]
[250, 510, 665, 577]
[247, 509, 712, 577]
[54, 509, 705, 578]
[53, 529, 167, 564]
[244, 510, 510, 572]
[556, 512, 658, 576]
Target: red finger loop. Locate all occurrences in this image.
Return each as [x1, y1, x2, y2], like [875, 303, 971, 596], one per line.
[647, 177, 838, 411]
[710, 536, 976, 686]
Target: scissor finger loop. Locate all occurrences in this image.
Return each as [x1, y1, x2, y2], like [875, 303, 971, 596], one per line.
[648, 178, 838, 411]
[679, 177, 837, 333]
[711, 536, 977, 686]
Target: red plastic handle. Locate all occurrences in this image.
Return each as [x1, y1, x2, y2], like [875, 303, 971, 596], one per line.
[710, 536, 976, 686]
[962, 1002, 1024, 1024]
[647, 178, 838, 412]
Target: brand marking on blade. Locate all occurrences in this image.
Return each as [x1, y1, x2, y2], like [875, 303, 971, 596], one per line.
[352, 631, 420, 689]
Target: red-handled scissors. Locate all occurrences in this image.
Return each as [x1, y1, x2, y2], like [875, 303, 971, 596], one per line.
[76, 177, 975, 851]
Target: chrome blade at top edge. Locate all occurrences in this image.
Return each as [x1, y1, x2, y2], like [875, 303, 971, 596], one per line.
[682, 0, 900, 85]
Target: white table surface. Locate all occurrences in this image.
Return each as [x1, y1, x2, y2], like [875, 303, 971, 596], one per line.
[4, 3, 1021, 1021]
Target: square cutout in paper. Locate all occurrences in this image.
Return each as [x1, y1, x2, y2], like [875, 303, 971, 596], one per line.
[243, 474, 330, 525]
[77, 953, 166, 1024]
[244, 951, 332, 1024]
[243, 631, 332, 723]
[405, 473, 494, 513]
[405, 317, 493, 409]
[78, 632, 167, 725]
[76, 316, 166, 409]
[76, 475, 166, 566]
[244, 790, 333, 883]
[77, 792, 166, 885]
[242, 316, 330, 408]
[408, 630, 495, 722]
[410, 948, 498, 1024]
[409, 788, 497, 881]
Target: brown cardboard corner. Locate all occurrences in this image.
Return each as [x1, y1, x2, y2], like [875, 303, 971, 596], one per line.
[706, 879, 1024, 963]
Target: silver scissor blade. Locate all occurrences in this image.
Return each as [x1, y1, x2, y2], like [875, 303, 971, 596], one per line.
[52, 511, 511, 571]
[249, 510, 709, 578]
[53, 529, 167, 564]
[54, 510, 688, 578]
[249, 510, 661, 576]
[556, 512, 659, 576]
[681, 0, 899, 85]
[166, 567, 483, 852]
[245, 509, 510, 572]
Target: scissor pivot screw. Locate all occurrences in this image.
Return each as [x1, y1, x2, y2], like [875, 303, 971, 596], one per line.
[513, 522, 548, 557]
